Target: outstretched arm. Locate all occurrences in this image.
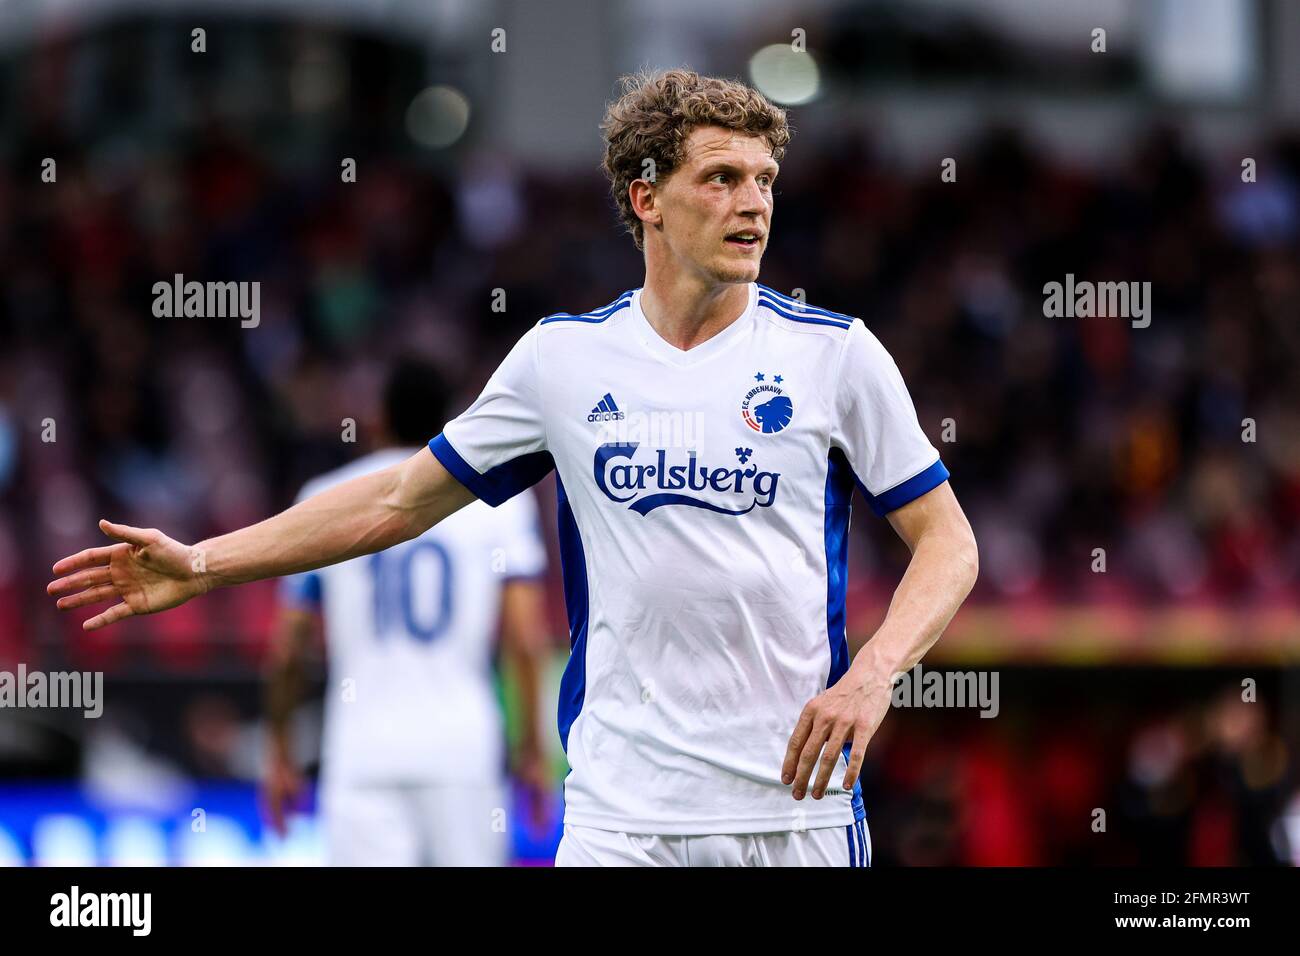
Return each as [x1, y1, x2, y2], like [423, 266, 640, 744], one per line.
[48, 446, 475, 630]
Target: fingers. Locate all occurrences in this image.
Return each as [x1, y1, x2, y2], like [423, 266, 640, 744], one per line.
[83, 602, 135, 631]
[47, 565, 114, 598]
[790, 718, 829, 800]
[785, 695, 866, 800]
[51, 543, 125, 577]
[98, 519, 155, 548]
[781, 706, 814, 786]
[842, 723, 870, 792]
[810, 722, 852, 799]
[55, 584, 120, 611]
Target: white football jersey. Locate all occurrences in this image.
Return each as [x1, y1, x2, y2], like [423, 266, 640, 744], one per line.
[280, 448, 547, 787]
[431, 283, 948, 834]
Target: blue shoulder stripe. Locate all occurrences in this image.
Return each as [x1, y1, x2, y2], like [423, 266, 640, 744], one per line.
[757, 294, 854, 330]
[540, 290, 635, 325]
[756, 284, 856, 323]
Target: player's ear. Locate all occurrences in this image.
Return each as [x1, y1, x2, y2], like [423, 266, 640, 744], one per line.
[628, 178, 661, 230]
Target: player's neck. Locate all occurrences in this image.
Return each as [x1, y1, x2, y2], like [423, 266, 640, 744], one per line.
[639, 271, 751, 352]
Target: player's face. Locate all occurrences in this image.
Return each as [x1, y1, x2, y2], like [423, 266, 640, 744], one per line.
[655, 126, 777, 285]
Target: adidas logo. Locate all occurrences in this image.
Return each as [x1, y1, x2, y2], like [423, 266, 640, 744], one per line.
[587, 392, 625, 422]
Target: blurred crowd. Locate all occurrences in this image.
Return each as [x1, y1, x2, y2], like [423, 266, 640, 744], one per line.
[867, 676, 1296, 865]
[3, 114, 1300, 667]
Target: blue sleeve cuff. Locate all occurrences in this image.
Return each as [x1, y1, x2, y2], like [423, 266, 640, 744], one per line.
[859, 458, 950, 517]
[428, 433, 554, 507]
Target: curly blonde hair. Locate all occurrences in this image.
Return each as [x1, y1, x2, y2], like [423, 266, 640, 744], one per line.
[600, 69, 791, 250]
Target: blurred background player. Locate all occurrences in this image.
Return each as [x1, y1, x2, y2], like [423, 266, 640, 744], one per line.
[261, 360, 551, 866]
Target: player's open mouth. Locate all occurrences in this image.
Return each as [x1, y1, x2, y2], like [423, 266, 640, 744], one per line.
[725, 231, 762, 249]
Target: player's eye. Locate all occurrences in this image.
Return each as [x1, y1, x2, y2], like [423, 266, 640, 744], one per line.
[709, 173, 729, 185]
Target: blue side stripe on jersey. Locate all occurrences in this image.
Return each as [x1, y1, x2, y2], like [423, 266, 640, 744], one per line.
[824, 449, 854, 687]
[428, 433, 555, 507]
[855, 458, 951, 518]
[756, 284, 856, 322]
[757, 295, 854, 330]
[824, 448, 866, 824]
[554, 475, 590, 753]
[540, 291, 635, 325]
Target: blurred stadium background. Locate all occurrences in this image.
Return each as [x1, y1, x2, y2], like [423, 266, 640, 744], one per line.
[2, 0, 1299, 865]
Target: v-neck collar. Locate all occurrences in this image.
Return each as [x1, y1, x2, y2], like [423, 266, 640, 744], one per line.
[630, 283, 756, 368]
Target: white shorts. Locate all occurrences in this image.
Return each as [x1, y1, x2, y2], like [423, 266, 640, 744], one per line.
[554, 819, 871, 867]
[322, 782, 510, 867]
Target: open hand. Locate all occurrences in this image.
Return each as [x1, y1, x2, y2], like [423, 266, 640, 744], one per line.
[48, 519, 207, 630]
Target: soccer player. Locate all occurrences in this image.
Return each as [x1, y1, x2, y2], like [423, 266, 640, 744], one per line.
[49, 70, 978, 867]
[261, 361, 551, 866]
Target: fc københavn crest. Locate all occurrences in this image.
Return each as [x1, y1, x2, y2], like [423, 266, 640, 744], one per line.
[741, 372, 793, 434]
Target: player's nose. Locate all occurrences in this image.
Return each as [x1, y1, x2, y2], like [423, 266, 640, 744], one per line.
[733, 177, 769, 216]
